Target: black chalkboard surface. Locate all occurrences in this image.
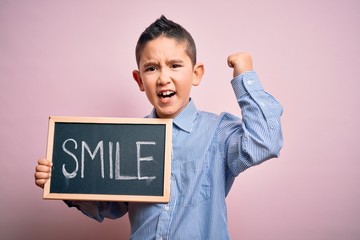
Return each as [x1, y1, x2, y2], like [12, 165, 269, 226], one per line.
[43, 116, 172, 202]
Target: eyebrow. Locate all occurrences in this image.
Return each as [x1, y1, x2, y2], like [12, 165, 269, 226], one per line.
[141, 59, 184, 68]
[167, 59, 184, 64]
[141, 61, 158, 69]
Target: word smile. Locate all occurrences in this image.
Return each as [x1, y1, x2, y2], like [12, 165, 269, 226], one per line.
[61, 139, 157, 181]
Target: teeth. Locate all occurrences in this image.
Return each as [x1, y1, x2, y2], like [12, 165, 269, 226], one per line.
[163, 91, 173, 96]
[159, 91, 175, 98]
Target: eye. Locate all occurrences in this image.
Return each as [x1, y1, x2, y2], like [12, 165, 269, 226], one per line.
[171, 64, 182, 68]
[145, 66, 157, 72]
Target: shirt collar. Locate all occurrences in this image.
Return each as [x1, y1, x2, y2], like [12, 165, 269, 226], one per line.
[148, 99, 197, 133]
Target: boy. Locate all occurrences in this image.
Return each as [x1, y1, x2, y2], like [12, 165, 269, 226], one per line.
[35, 15, 283, 239]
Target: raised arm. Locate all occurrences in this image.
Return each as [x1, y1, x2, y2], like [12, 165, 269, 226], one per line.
[222, 52, 283, 178]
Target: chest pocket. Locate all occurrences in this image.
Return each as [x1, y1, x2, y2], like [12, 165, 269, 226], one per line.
[179, 158, 212, 207]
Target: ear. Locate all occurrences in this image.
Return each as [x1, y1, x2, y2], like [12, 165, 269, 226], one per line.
[132, 70, 145, 92]
[192, 63, 205, 86]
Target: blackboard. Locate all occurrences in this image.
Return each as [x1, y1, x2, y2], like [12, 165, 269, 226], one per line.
[43, 116, 172, 202]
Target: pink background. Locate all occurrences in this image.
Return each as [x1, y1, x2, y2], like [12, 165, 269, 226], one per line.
[1, 0, 359, 239]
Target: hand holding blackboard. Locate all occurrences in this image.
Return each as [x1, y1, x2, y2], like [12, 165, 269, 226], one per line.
[41, 116, 172, 203]
[35, 158, 52, 189]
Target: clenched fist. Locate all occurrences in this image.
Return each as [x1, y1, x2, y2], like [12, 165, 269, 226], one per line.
[227, 52, 253, 78]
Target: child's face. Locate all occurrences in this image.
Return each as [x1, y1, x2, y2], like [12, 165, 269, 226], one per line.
[133, 36, 204, 118]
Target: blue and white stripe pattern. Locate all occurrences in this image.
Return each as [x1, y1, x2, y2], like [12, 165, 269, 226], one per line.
[66, 71, 283, 240]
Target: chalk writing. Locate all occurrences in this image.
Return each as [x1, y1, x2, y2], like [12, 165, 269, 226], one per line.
[61, 139, 157, 180]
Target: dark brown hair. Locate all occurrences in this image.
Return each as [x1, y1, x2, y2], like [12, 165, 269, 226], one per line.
[135, 15, 197, 67]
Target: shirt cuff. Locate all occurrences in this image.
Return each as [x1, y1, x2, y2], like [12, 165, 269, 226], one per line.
[231, 71, 264, 99]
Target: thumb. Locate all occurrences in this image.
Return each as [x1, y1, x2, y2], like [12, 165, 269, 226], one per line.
[227, 55, 235, 68]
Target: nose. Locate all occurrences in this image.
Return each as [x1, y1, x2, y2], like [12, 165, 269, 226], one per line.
[157, 69, 171, 85]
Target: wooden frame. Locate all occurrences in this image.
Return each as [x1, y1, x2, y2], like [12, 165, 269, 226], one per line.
[43, 116, 172, 203]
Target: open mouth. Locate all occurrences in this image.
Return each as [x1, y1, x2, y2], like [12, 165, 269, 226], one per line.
[158, 91, 176, 98]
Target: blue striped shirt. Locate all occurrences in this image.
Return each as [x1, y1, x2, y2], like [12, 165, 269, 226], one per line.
[65, 71, 283, 239]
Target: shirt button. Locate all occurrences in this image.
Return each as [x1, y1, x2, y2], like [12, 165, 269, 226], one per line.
[247, 80, 254, 85]
[164, 205, 170, 211]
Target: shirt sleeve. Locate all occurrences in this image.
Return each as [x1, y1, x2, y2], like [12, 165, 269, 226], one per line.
[64, 200, 128, 222]
[220, 70, 283, 177]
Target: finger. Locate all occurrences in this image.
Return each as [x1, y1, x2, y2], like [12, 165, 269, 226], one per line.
[36, 164, 52, 173]
[227, 55, 235, 68]
[34, 171, 50, 189]
[35, 178, 47, 188]
[38, 158, 52, 167]
[34, 171, 51, 180]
